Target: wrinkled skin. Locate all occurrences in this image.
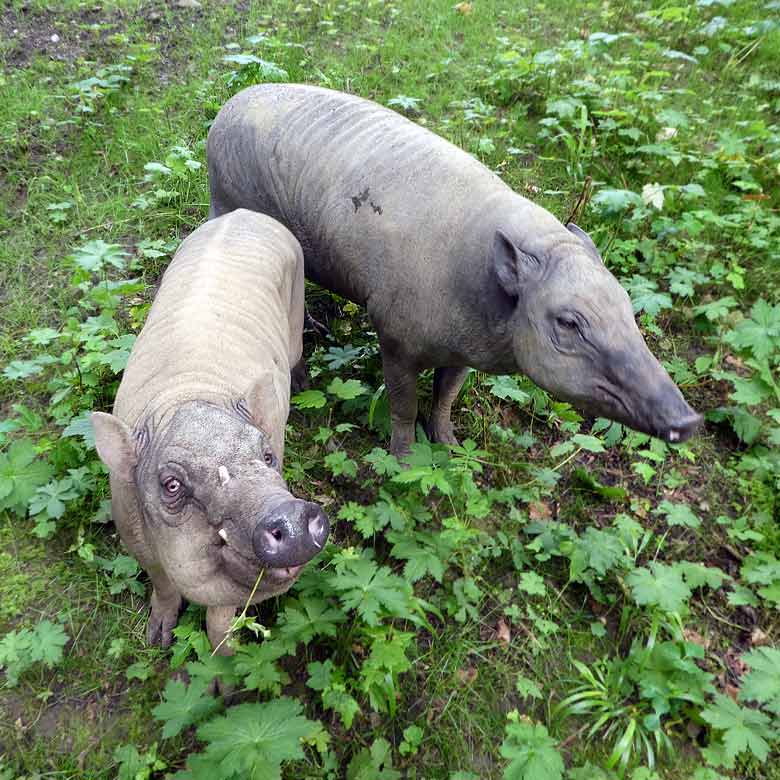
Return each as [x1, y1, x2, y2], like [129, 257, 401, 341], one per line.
[91, 211, 329, 653]
[93, 400, 329, 652]
[207, 85, 702, 455]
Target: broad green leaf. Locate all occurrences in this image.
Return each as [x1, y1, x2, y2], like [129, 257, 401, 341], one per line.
[569, 527, 626, 580]
[324, 450, 358, 478]
[184, 698, 323, 780]
[387, 94, 422, 112]
[363, 447, 402, 476]
[152, 677, 220, 739]
[68, 240, 128, 272]
[674, 561, 727, 590]
[701, 694, 772, 765]
[591, 188, 642, 216]
[331, 557, 416, 625]
[143, 161, 172, 176]
[291, 389, 327, 409]
[0, 439, 54, 515]
[322, 684, 361, 729]
[739, 647, 780, 714]
[327, 377, 367, 400]
[571, 433, 605, 453]
[518, 571, 546, 596]
[223, 54, 288, 81]
[729, 376, 771, 406]
[626, 562, 691, 613]
[623, 275, 673, 317]
[656, 108, 689, 128]
[500, 714, 564, 780]
[654, 500, 701, 529]
[724, 299, 780, 361]
[347, 737, 401, 780]
[233, 641, 289, 694]
[306, 659, 335, 692]
[277, 598, 345, 648]
[485, 375, 531, 405]
[515, 674, 543, 700]
[29, 620, 68, 666]
[65, 411, 97, 448]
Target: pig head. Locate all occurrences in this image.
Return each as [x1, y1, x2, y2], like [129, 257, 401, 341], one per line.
[493, 222, 701, 443]
[91, 380, 329, 650]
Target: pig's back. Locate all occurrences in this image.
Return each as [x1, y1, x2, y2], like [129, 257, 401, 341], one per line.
[114, 210, 302, 427]
[207, 84, 522, 307]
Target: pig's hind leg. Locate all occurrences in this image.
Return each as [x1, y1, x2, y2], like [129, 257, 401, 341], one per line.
[380, 341, 420, 458]
[427, 366, 470, 447]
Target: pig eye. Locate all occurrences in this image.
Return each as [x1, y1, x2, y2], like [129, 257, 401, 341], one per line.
[555, 315, 579, 330]
[263, 451, 274, 466]
[163, 476, 182, 496]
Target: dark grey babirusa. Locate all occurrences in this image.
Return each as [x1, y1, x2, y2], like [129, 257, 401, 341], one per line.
[207, 84, 701, 456]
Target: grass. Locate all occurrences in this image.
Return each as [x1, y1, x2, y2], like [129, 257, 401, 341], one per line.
[1, 0, 779, 778]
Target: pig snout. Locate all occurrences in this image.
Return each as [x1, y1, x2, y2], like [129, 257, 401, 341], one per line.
[648, 388, 703, 444]
[602, 345, 703, 443]
[252, 500, 330, 568]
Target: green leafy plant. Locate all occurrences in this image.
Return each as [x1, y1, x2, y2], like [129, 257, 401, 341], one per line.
[500, 711, 564, 780]
[0, 619, 69, 686]
[173, 699, 324, 779]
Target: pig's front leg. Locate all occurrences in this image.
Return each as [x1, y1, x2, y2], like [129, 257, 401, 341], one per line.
[207, 605, 238, 655]
[147, 570, 183, 649]
[380, 342, 419, 458]
[427, 366, 470, 446]
[206, 606, 239, 697]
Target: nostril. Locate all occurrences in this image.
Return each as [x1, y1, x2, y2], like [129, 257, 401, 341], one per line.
[307, 508, 330, 549]
[261, 528, 283, 553]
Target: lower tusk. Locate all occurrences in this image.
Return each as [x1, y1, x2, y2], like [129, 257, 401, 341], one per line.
[312, 538, 323, 549]
[218, 466, 230, 485]
[668, 430, 680, 442]
[218, 528, 228, 542]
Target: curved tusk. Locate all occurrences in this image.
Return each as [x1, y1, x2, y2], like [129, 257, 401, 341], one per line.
[218, 466, 230, 485]
[218, 528, 228, 542]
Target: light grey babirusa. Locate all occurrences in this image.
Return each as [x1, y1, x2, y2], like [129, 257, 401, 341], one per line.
[91, 209, 329, 654]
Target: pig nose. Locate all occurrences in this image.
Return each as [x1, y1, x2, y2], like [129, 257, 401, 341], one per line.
[252, 500, 330, 568]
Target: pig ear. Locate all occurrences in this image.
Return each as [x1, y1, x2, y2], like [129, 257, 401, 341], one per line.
[91, 412, 137, 482]
[492, 229, 542, 297]
[566, 223, 604, 265]
[245, 372, 289, 464]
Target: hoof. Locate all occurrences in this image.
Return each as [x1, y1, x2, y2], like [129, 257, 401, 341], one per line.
[147, 593, 183, 649]
[291, 360, 310, 393]
[426, 420, 459, 447]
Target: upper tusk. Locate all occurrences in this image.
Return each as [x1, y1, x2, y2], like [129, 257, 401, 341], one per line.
[218, 466, 230, 485]
[312, 538, 323, 549]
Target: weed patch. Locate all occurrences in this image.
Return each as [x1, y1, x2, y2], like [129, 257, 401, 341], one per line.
[1, 0, 780, 778]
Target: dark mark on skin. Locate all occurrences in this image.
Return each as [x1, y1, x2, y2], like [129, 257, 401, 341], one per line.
[351, 187, 370, 212]
[370, 200, 383, 214]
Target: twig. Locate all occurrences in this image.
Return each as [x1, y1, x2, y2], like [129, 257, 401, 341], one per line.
[558, 722, 590, 750]
[211, 569, 265, 656]
[565, 175, 593, 225]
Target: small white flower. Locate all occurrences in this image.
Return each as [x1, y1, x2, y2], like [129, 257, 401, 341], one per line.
[642, 182, 665, 210]
[656, 126, 678, 142]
